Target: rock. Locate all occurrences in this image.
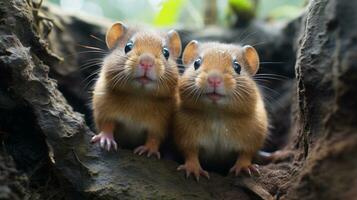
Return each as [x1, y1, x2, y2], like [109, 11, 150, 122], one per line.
[40, 5, 110, 130]
[0, 146, 28, 200]
[256, 0, 357, 199]
[285, 0, 357, 199]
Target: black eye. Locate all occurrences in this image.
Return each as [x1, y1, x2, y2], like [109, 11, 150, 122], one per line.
[193, 58, 201, 70]
[124, 41, 133, 54]
[233, 60, 241, 74]
[163, 47, 170, 59]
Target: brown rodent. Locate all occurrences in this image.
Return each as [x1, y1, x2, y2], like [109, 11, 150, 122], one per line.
[91, 22, 181, 158]
[174, 41, 268, 180]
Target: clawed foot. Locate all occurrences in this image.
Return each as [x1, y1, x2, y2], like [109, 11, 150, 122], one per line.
[229, 163, 260, 176]
[177, 161, 210, 182]
[91, 132, 118, 151]
[134, 144, 161, 159]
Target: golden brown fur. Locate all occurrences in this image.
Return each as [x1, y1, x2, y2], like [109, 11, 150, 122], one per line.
[92, 22, 181, 157]
[174, 41, 268, 179]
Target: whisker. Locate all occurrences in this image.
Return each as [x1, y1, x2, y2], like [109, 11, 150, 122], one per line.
[82, 77, 98, 93]
[90, 34, 105, 43]
[236, 28, 251, 42]
[79, 62, 103, 71]
[77, 44, 105, 51]
[254, 73, 289, 78]
[253, 77, 286, 81]
[257, 85, 281, 97]
[251, 41, 268, 47]
[81, 69, 101, 85]
[80, 69, 101, 96]
[259, 62, 285, 64]
[77, 51, 107, 55]
[79, 59, 103, 67]
[240, 31, 258, 44]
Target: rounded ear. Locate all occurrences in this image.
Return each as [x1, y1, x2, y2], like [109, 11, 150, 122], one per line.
[243, 45, 259, 75]
[106, 22, 126, 49]
[167, 30, 182, 58]
[182, 40, 199, 66]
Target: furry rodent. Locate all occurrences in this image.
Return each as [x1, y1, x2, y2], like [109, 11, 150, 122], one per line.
[91, 22, 181, 159]
[174, 41, 268, 180]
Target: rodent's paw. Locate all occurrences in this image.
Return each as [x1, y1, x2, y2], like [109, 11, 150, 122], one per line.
[229, 163, 260, 177]
[91, 132, 118, 151]
[133, 145, 161, 159]
[177, 162, 210, 182]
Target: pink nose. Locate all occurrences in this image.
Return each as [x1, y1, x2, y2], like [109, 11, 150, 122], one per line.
[208, 76, 222, 87]
[139, 54, 154, 70]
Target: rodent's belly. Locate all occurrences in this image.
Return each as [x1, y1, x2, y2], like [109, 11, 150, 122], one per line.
[198, 120, 239, 159]
[114, 116, 147, 149]
[198, 120, 239, 172]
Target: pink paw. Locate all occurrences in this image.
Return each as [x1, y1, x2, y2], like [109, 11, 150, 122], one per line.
[91, 132, 118, 151]
[229, 163, 260, 176]
[133, 145, 161, 159]
[177, 161, 210, 182]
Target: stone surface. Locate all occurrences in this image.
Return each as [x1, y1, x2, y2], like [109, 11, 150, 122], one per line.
[0, 146, 28, 200]
[284, 0, 357, 199]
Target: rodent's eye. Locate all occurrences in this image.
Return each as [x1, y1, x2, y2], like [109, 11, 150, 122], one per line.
[162, 47, 170, 59]
[193, 58, 201, 70]
[124, 41, 133, 54]
[233, 60, 241, 74]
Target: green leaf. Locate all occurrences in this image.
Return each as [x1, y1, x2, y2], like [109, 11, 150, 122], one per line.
[154, 0, 187, 27]
[229, 0, 254, 12]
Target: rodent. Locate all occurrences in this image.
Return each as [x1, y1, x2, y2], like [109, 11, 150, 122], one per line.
[174, 41, 268, 180]
[91, 22, 181, 159]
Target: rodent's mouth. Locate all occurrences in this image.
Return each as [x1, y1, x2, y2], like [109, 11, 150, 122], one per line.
[205, 92, 225, 102]
[135, 76, 154, 85]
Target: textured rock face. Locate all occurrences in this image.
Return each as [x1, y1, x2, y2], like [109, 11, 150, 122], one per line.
[41, 5, 110, 130]
[0, 1, 90, 198]
[0, 149, 28, 200]
[285, 0, 357, 199]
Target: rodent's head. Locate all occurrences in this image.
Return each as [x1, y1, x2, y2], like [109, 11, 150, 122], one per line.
[102, 22, 181, 96]
[179, 41, 260, 112]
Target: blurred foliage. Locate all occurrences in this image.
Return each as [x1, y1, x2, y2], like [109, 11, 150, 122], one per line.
[226, 0, 257, 27]
[229, 0, 254, 12]
[268, 5, 303, 20]
[154, 0, 187, 26]
[257, 0, 305, 20]
[47, 0, 305, 28]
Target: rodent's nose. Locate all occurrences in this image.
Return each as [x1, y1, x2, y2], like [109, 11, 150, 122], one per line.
[207, 75, 223, 87]
[139, 54, 154, 70]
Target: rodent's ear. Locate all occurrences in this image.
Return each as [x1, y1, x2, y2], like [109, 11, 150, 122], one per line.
[106, 22, 126, 49]
[183, 40, 199, 66]
[242, 45, 259, 75]
[167, 30, 182, 58]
